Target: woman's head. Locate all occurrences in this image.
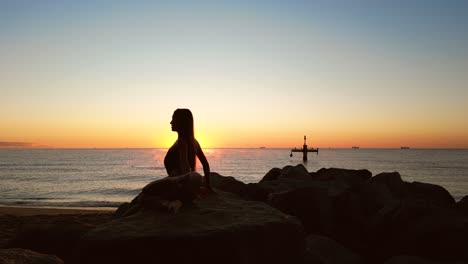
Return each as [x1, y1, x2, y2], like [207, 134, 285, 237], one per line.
[171, 108, 194, 138]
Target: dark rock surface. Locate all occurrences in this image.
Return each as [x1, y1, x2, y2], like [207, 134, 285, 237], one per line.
[260, 167, 282, 182]
[367, 201, 468, 262]
[313, 168, 372, 189]
[305, 234, 361, 264]
[75, 191, 305, 264]
[209, 172, 269, 201]
[5, 214, 112, 263]
[212, 165, 468, 263]
[408, 181, 456, 208]
[278, 164, 312, 181]
[383, 255, 467, 264]
[0, 248, 64, 264]
[456, 195, 468, 214]
[268, 186, 334, 235]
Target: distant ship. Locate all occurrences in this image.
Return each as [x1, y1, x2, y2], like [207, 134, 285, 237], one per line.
[352, 146, 360, 149]
[401, 146, 410, 149]
[259, 146, 266, 149]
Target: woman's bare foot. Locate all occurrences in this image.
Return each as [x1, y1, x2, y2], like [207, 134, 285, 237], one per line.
[161, 200, 183, 214]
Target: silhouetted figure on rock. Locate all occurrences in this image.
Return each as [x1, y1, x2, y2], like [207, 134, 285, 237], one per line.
[123, 109, 212, 215]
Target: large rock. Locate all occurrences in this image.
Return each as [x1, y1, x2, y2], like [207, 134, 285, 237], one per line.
[456, 196, 468, 214]
[383, 255, 467, 264]
[257, 164, 313, 183]
[330, 189, 368, 253]
[279, 164, 312, 181]
[257, 177, 317, 197]
[359, 172, 407, 214]
[209, 172, 269, 201]
[0, 248, 64, 264]
[305, 235, 361, 264]
[366, 200, 468, 262]
[75, 191, 306, 264]
[268, 186, 334, 235]
[260, 167, 282, 182]
[369, 172, 407, 198]
[359, 173, 456, 217]
[314, 168, 372, 189]
[6, 214, 112, 263]
[212, 168, 316, 203]
[209, 172, 248, 197]
[408, 181, 455, 208]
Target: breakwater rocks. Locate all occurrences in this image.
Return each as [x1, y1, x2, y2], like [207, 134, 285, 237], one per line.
[3, 165, 468, 264]
[211, 165, 468, 264]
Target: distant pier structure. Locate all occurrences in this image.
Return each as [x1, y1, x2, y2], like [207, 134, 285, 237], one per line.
[290, 135, 319, 161]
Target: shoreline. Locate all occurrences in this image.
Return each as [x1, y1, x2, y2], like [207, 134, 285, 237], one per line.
[0, 205, 115, 216]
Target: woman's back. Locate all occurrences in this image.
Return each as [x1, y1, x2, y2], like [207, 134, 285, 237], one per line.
[164, 140, 196, 176]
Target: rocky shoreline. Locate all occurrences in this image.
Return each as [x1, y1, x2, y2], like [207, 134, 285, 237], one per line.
[2, 165, 468, 264]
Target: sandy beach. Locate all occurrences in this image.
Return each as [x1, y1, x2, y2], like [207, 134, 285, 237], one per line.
[0, 205, 115, 216]
[0, 205, 115, 253]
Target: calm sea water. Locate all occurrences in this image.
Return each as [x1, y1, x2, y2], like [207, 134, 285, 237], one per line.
[0, 148, 467, 207]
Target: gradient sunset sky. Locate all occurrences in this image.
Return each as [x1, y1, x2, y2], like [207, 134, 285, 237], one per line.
[1, 1, 467, 148]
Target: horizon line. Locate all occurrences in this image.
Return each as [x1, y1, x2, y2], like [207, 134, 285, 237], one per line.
[1, 147, 468, 150]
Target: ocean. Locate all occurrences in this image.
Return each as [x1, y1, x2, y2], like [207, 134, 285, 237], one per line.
[0, 148, 467, 207]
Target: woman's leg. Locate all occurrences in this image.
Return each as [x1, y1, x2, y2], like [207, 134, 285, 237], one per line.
[142, 172, 202, 202]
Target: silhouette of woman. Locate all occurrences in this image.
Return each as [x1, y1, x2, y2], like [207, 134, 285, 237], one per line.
[138, 109, 212, 212]
[164, 108, 211, 183]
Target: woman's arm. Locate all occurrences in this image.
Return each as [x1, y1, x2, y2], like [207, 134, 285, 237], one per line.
[195, 140, 212, 190]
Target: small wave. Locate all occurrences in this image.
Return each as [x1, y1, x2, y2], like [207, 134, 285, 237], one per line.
[98, 188, 141, 196]
[131, 166, 165, 170]
[112, 174, 162, 182]
[0, 163, 74, 167]
[0, 196, 59, 202]
[427, 165, 468, 170]
[7, 200, 122, 208]
[20, 197, 56, 200]
[0, 167, 81, 172]
[67, 187, 141, 196]
[55, 201, 123, 208]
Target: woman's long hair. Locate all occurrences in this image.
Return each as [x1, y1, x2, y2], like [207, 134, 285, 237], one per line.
[173, 108, 196, 171]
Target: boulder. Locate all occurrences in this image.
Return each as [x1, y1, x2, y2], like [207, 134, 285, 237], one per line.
[268, 186, 334, 235]
[330, 190, 368, 252]
[279, 164, 312, 181]
[199, 169, 317, 203]
[260, 167, 282, 182]
[209, 173, 269, 201]
[0, 248, 64, 264]
[456, 196, 468, 214]
[366, 200, 468, 262]
[314, 168, 372, 189]
[359, 173, 456, 220]
[208, 172, 248, 198]
[383, 255, 467, 264]
[305, 235, 361, 264]
[6, 214, 112, 263]
[408, 182, 456, 208]
[75, 191, 306, 264]
[257, 177, 317, 196]
[359, 172, 407, 214]
[369, 172, 408, 198]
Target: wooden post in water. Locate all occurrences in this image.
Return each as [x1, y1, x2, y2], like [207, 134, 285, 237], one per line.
[291, 135, 318, 161]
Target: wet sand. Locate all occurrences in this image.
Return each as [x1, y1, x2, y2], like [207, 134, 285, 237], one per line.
[0, 205, 115, 216]
[0, 206, 115, 250]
